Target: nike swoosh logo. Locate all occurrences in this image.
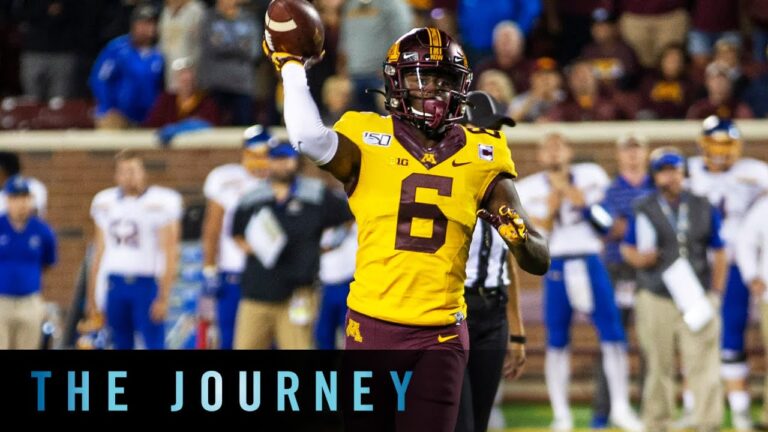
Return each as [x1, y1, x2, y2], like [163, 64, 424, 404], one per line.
[452, 160, 471, 167]
[438, 334, 459, 343]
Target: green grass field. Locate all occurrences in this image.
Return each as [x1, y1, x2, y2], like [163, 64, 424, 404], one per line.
[497, 403, 765, 430]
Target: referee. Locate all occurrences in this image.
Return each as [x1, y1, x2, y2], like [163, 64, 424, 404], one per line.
[455, 91, 527, 432]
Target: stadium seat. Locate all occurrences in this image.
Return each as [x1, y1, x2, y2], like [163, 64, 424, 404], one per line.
[29, 98, 95, 130]
[0, 97, 43, 130]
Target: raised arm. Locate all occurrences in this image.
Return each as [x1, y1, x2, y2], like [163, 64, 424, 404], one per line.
[479, 178, 550, 275]
[279, 61, 361, 187]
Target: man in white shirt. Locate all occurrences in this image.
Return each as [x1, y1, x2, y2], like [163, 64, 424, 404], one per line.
[82, 150, 183, 349]
[516, 132, 641, 432]
[736, 194, 768, 427]
[200, 125, 270, 349]
[687, 116, 768, 430]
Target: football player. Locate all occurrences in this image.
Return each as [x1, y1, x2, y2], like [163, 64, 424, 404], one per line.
[264, 27, 549, 431]
[516, 132, 643, 432]
[82, 150, 183, 349]
[687, 116, 768, 430]
[200, 125, 270, 349]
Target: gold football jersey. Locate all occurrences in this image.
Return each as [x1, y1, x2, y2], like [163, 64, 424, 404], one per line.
[334, 112, 517, 326]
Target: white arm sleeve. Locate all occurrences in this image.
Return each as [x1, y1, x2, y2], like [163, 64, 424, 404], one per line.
[280, 63, 339, 165]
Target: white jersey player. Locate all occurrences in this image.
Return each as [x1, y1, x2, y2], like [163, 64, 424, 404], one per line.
[200, 125, 270, 349]
[83, 150, 182, 350]
[516, 133, 642, 432]
[687, 116, 768, 430]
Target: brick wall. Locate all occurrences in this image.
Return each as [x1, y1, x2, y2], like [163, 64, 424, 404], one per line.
[18, 137, 768, 309]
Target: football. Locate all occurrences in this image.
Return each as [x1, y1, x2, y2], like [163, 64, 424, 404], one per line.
[264, 0, 325, 58]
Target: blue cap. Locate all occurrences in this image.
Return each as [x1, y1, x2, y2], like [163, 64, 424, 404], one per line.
[268, 141, 299, 159]
[3, 175, 30, 195]
[702, 115, 741, 141]
[650, 151, 685, 172]
[243, 125, 273, 150]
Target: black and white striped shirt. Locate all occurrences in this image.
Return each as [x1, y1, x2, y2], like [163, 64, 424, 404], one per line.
[465, 220, 510, 288]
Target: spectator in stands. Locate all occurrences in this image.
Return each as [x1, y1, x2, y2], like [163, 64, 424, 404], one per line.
[89, 3, 164, 129]
[308, 0, 343, 111]
[231, 142, 353, 349]
[143, 57, 220, 128]
[0, 152, 47, 217]
[580, 8, 639, 92]
[321, 75, 352, 125]
[592, 133, 654, 428]
[543, 59, 621, 121]
[476, 69, 515, 115]
[744, 69, 768, 118]
[197, 0, 260, 126]
[457, 0, 541, 65]
[338, 0, 412, 113]
[0, 176, 57, 349]
[13, 0, 78, 101]
[622, 147, 726, 432]
[509, 57, 564, 123]
[638, 44, 693, 120]
[750, 0, 768, 64]
[687, 63, 754, 120]
[688, 0, 741, 72]
[158, 0, 205, 91]
[617, 0, 688, 69]
[710, 39, 750, 98]
[546, 0, 603, 66]
[475, 21, 530, 94]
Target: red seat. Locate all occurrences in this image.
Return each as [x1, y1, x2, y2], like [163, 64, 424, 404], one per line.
[0, 98, 44, 130]
[29, 99, 95, 129]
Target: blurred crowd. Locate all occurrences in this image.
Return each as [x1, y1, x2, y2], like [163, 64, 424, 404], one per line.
[1, 0, 768, 135]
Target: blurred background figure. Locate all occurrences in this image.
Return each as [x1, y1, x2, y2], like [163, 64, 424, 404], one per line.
[580, 8, 639, 92]
[516, 133, 642, 432]
[338, 0, 412, 113]
[475, 69, 515, 115]
[617, 0, 688, 69]
[736, 193, 768, 429]
[321, 74, 353, 125]
[89, 3, 164, 129]
[158, 0, 205, 91]
[13, 0, 78, 101]
[749, 0, 768, 64]
[509, 57, 564, 123]
[457, 0, 540, 66]
[592, 133, 653, 428]
[83, 150, 182, 349]
[231, 142, 353, 350]
[686, 63, 753, 120]
[475, 21, 530, 94]
[0, 175, 57, 349]
[622, 147, 726, 432]
[544, 59, 620, 121]
[688, 117, 768, 430]
[200, 125, 270, 350]
[638, 44, 692, 120]
[315, 221, 356, 350]
[687, 0, 741, 73]
[0, 151, 47, 217]
[143, 57, 220, 129]
[197, 0, 260, 126]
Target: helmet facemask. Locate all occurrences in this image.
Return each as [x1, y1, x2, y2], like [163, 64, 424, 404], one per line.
[699, 135, 742, 172]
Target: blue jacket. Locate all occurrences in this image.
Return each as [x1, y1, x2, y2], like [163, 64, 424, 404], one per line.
[458, 0, 542, 50]
[89, 35, 165, 124]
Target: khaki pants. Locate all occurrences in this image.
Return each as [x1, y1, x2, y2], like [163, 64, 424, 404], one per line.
[0, 293, 45, 349]
[636, 290, 722, 432]
[234, 287, 317, 350]
[619, 9, 689, 68]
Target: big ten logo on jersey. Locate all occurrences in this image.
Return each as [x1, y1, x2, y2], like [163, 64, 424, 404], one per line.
[109, 219, 140, 247]
[390, 157, 410, 166]
[363, 131, 392, 147]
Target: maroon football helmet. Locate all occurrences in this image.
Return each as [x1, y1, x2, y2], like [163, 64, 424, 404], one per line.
[382, 27, 472, 136]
